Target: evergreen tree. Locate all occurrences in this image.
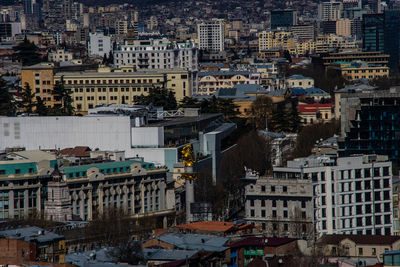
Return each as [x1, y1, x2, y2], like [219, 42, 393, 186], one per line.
[51, 76, 74, 115]
[35, 96, 48, 115]
[13, 36, 42, 66]
[134, 86, 178, 110]
[19, 83, 36, 114]
[179, 97, 201, 108]
[0, 78, 16, 116]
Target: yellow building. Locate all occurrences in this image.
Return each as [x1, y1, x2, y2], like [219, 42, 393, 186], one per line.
[317, 235, 400, 261]
[315, 34, 359, 54]
[21, 63, 192, 114]
[20, 62, 57, 106]
[54, 68, 192, 113]
[258, 31, 293, 51]
[198, 71, 253, 95]
[330, 61, 389, 81]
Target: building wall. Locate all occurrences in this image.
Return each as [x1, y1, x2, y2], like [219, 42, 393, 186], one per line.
[197, 20, 225, 52]
[0, 239, 35, 264]
[244, 175, 313, 239]
[21, 64, 57, 108]
[274, 155, 393, 236]
[88, 32, 111, 57]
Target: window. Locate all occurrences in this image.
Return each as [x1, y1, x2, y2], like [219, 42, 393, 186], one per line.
[261, 210, 266, 217]
[15, 169, 20, 174]
[284, 224, 288, 231]
[261, 185, 265, 192]
[359, 248, 363, 255]
[250, 199, 254, 207]
[250, 210, 255, 217]
[272, 210, 277, 217]
[301, 201, 306, 209]
[271, 186, 275, 192]
[283, 186, 287, 192]
[283, 210, 288, 218]
[364, 168, 371, 177]
[273, 223, 277, 230]
[272, 200, 276, 207]
[283, 200, 288, 207]
[261, 200, 265, 207]
[372, 248, 376, 255]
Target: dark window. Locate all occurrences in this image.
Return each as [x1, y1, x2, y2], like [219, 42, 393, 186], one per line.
[355, 169, 362, 178]
[261, 210, 266, 217]
[357, 217, 363, 227]
[364, 181, 371, 190]
[374, 168, 380, 177]
[384, 191, 390, 200]
[272, 210, 277, 217]
[374, 180, 381, 189]
[366, 204, 372, 214]
[365, 192, 371, 201]
[385, 214, 391, 224]
[283, 200, 287, 207]
[356, 205, 362, 214]
[356, 181, 362, 190]
[301, 201, 306, 208]
[283, 210, 288, 218]
[283, 186, 287, 192]
[375, 204, 381, 212]
[366, 216, 372, 225]
[284, 224, 288, 231]
[271, 186, 275, 192]
[15, 169, 20, 174]
[272, 200, 276, 207]
[261, 185, 266, 192]
[375, 192, 381, 201]
[250, 210, 255, 217]
[364, 168, 371, 178]
[356, 193, 362, 202]
[261, 200, 265, 207]
[383, 167, 390, 176]
[250, 200, 254, 206]
[321, 172, 325, 181]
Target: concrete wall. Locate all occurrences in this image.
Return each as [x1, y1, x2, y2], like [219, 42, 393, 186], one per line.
[0, 116, 131, 152]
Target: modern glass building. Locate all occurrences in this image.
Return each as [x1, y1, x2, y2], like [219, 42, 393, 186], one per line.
[362, 11, 400, 72]
[362, 13, 384, 53]
[270, 9, 297, 30]
[338, 89, 400, 165]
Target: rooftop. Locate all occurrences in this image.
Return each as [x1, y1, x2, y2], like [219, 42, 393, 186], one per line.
[317, 235, 400, 246]
[0, 226, 63, 243]
[157, 233, 229, 252]
[228, 236, 297, 248]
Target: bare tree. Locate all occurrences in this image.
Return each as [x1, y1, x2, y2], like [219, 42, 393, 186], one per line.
[107, 240, 144, 265]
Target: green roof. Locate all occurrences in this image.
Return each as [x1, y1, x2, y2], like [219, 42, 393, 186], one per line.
[63, 160, 154, 179]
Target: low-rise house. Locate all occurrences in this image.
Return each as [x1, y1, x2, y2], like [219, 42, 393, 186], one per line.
[226, 237, 299, 267]
[317, 235, 400, 261]
[175, 221, 255, 236]
[298, 102, 334, 125]
[0, 226, 66, 263]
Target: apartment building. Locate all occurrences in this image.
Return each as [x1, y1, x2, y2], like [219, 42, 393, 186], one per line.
[312, 51, 389, 69]
[197, 19, 225, 52]
[274, 154, 393, 236]
[88, 32, 112, 57]
[286, 74, 314, 89]
[258, 31, 293, 51]
[54, 68, 193, 113]
[243, 171, 313, 239]
[113, 38, 198, 72]
[318, 0, 343, 21]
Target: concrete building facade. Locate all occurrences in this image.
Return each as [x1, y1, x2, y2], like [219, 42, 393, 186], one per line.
[197, 19, 225, 52]
[274, 154, 393, 236]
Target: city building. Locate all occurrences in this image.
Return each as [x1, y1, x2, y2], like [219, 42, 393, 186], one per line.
[312, 51, 389, 69]
[54, 67, 193, 112]
[0, 150, 172, 221]
[270, 9, 297, 30]
[318, 0, 343, 21]
[362, 11, 400, 72]
[0, 110, 235, 180]
[87, 32, 112, 58]
[0, 226, 66, 263]
[243, 171, 313, 238]
[291, 24, 315, 40]
[338, 88, 400, 165]
[197, 70, 255, 95]
[329, 60, 389, 81]
[286, 75, 314, 89]
[393, 179, 400, 236]
[48, 49, 74, 63]
[317, 235, 400, 260]
[274, 154, 393, 236]
[227, 237, 300, 267]
[197, 19, 225, 52]
[20, 62, 57, 106]
[298, 102, 334, 125]
[0, 22, 22, 40]
[113, 38, 198, 72]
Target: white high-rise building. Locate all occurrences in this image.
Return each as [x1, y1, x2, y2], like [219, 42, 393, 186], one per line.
[274, 154, 393, 236]
[197, 19, 225, 52]
[88, 32, 112, 57]
[114, 38, 198, 72]
[318, 0, 343, 21]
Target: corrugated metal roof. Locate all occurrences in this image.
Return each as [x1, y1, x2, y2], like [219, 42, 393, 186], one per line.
[0, 226, 64, 243]
[157, 233, 229, 252]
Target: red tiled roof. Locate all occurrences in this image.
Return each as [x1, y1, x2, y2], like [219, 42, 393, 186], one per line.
[228, 237, 297, 248]
[176, 221, 254, 233]
[298, 103, 332, 113]
[59, 146, 91, 157]
[317, 235, 400, 246]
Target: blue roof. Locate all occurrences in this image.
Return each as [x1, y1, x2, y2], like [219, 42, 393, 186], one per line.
[157, 233, 229, 252]
[0, 226, 63, 243]
[143, 248, 198, 260]
[288, 74, 312, 80]
[291, 87, 329, 96]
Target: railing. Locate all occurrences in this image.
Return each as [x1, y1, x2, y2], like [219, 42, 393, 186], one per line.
[148, 110, 184, 119]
